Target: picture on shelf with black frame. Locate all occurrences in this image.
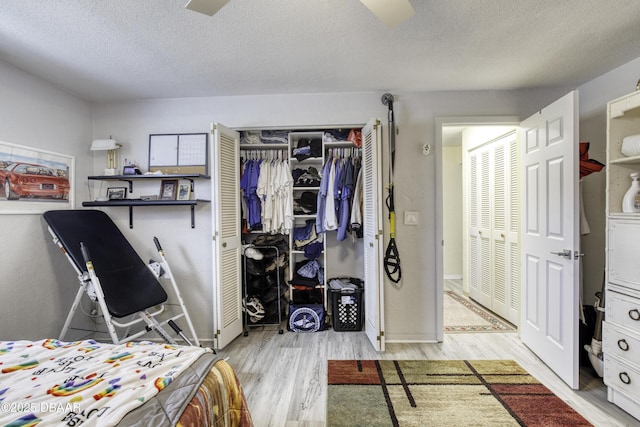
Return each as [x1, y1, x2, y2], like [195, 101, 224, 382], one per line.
[107, 187, 127, 200]
[160, 179, 178, 200]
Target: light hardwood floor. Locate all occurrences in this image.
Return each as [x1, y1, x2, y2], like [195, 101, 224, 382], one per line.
[218, 327, 640, 427]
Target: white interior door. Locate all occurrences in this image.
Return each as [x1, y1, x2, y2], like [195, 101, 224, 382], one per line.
[211, 122, 243, 349]
[362, 118, 385, 351]
[520, 91, 579, 389]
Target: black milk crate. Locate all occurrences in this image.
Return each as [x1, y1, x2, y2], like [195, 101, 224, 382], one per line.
[330, 288, 364, 331]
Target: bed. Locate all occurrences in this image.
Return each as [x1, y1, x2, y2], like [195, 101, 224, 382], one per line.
[0, 339, 253, 426]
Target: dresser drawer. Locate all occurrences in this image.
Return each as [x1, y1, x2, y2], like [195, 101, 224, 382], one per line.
[607, 291, 640, 334]
[603, 321, 640, 365]
[604, 354, 640, 398]
[608, 219, 640, 291]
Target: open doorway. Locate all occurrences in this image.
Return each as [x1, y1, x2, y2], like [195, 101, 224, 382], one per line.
[438, 118, 518, 333]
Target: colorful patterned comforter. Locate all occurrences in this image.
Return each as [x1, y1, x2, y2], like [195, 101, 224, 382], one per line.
[0, 339, 239, 426]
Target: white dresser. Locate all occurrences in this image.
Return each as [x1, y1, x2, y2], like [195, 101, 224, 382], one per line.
[604, 90, 640, 420]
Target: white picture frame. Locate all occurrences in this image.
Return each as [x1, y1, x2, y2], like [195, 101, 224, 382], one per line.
[0, 140, 75, 214]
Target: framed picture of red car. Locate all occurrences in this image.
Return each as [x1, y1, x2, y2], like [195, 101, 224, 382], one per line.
[0, 141, 75, 214]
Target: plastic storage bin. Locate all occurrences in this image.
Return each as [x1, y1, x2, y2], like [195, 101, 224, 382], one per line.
[330, 287, 364, 331]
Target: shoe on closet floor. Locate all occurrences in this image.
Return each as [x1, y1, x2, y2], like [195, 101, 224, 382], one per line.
[243, 296, 265, 322]
[243, 244, 264, 260]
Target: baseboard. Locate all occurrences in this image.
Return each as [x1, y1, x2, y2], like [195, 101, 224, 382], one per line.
[444, 275, 462, 280]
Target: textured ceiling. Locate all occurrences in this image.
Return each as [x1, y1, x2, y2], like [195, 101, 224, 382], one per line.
[1, 0, 639, 103]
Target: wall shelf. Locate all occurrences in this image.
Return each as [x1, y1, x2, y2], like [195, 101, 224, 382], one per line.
[85, 174, 210, 228]
[88, 173, 209, 192]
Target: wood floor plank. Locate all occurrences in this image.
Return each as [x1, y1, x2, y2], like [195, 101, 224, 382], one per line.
[220, 328, 639, 427]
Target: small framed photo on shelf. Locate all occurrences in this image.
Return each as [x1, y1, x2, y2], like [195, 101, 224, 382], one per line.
[107, 187, 127, 200]
[159, 179, 178, 200]
[177, 183, 191, 201]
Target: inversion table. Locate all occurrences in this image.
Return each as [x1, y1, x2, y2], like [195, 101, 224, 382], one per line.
[43, 209, 200, 346]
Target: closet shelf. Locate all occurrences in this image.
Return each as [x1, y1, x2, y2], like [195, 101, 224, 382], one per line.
[289, 157, 323, 163]
[240, 143, 288, 149]
[323, 141, 357, 148]
[293, 186, 320, 191]
[610, 155, 640, 165]
[290, 249, 324, 255]
[609, 212, 640, 219]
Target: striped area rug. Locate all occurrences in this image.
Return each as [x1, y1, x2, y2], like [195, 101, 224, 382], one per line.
[327, 360, 592, 426]
[444, 291, 516, 333]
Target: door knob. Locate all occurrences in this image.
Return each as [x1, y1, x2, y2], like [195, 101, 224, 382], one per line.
[550, 249, 571, 259]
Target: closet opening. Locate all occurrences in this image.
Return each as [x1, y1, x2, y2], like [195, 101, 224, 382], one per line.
[235, 125, 374, 341]
[437, 118, 519, 338]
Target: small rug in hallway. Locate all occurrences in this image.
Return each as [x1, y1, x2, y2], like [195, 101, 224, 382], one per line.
[327, 360, 592, 427]
[444, 291, 515, 333]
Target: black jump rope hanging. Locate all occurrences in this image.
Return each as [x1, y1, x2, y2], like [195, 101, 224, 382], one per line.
[382, 93, 401, 283]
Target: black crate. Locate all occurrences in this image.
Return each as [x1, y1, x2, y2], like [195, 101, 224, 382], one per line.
[330, 288, 364, 331]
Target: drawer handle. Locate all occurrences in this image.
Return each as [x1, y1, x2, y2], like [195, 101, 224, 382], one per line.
[618, 339, 630, 352]
[619, 372, 631, 385]
[629, 309, 640, 321]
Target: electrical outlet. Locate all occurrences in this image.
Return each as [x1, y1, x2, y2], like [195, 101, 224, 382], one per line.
[422, 144, 431, 156]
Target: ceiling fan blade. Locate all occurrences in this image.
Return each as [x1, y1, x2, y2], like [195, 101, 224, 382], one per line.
[359, 0, 415, 28]
[185, 0, 231, 16]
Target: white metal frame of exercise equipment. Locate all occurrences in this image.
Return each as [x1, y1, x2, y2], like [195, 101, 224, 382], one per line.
[48, 227, 200, 347]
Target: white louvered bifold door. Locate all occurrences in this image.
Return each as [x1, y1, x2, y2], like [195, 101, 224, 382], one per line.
[468, 153, 481, 301]
[211, 123, 243, 349]
[507, 134, 520, 324]
[362, 118, 385, 352]
[492, 140, 508, 320]
[465, 130, 518, 324]
[478, 149, 492, 307]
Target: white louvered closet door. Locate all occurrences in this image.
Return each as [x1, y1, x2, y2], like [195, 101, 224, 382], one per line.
[492, 141, 508, 319]
[507, 135, 520, 324]
[478, 149, 492, 308]
[362, 118, 385, 352]
[466, 131, 518, 324]
[468, 153, 480, 301]
[211, 123, 243, 349]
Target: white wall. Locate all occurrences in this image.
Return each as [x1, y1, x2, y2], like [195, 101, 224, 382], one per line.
[0, 59, 93, 340]
[91, 88, 568, 343]
[442, 145, 462, 279]
[4, 53, 639, 343]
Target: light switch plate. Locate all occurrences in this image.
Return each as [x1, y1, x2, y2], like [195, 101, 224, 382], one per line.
[404, 211, 419, 225]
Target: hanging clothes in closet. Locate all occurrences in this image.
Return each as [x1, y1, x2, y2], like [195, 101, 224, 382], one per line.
[240, 150, 293, 235]
[316, 148, 362, 242]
